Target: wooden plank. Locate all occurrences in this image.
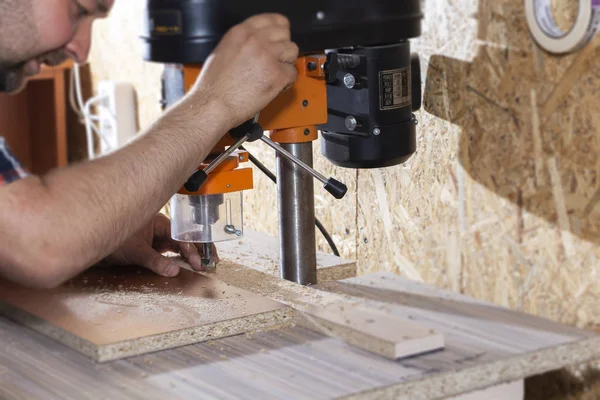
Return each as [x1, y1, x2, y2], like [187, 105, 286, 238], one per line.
[0, 272, 597, 400]
[300, 300, 444, 359]
[0, 267, 294, 362]
[195, 258, 445, 360]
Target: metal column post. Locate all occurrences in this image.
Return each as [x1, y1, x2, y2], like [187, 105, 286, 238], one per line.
[276, 142, 317, 285]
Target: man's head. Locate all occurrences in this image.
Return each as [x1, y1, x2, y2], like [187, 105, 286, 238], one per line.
[0, 0, 114, 93]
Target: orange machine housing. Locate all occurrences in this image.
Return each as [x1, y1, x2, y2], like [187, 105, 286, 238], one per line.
[178, 151, 253, 196]
[179, 55, 328, 196]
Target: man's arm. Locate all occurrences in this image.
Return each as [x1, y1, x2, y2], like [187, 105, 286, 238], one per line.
[0, 14, 298, 288]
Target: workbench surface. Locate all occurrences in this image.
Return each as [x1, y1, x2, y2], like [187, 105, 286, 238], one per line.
[1, 272, 598, 400]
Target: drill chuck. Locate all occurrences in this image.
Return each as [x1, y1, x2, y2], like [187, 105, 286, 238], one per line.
[170, 192, 244, 244]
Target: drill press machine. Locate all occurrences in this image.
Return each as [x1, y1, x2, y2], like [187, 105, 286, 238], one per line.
[142, 0, 423, 285]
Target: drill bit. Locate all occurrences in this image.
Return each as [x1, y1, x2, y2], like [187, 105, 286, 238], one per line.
[201, 242, 217, 271]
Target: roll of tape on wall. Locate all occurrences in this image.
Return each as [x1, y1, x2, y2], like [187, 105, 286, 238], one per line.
[525, 0, 600, 53]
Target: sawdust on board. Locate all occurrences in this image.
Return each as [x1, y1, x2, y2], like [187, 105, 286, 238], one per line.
[60, 278, 253, 331]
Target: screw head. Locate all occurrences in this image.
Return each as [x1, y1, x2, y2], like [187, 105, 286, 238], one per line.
[307, 62, 317, 71]
[304, 128, 311, 136]
[343, 73, 356, 89]
[302, 99, 309, 107]
[226, 184, 231, 188]
[316, 11, 325, 20]
[373, 128, 381, 136]
[345, 116, 358, 131]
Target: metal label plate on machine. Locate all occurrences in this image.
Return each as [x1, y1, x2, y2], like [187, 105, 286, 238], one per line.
[379, 66, 412, 110]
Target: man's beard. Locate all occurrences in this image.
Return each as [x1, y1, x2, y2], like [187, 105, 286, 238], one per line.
[0, 50, 69, 94]
[0, 62, 26, 93]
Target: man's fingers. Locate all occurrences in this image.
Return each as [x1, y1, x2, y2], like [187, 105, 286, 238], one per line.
[133, 245, 180, 278]
[255, 26, 291, 43]
[180, 242, 204, 271]
[245, 13, 290, 30]
[280, 63, 298, 89]
[154, 213, 171, 233]
[152, 213, 181, 253]
[269, 41, 299, 65]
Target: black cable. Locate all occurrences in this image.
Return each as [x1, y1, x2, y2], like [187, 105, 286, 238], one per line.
[314, 218, 340, 258]
[242, 148, 341, 257]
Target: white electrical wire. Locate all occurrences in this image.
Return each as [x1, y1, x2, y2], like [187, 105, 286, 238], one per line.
[72, 63, 87, 115]
[72, 63, 117, 160]
[69, 69, 84, 120]
[84, 94, 113, 152]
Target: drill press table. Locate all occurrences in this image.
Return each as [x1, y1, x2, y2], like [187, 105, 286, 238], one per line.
[1, 253, 598, 400]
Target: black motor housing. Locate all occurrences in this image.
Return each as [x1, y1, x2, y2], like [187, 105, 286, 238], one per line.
[142, 0, 423, 63]
[143, 0, 423, 168]
[319, 43, 421, 169]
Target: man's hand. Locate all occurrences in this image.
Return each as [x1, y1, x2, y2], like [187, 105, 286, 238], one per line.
[190, 13, 299, 129]
[0, 14, 294, 290]
[103, 214, 213, 276]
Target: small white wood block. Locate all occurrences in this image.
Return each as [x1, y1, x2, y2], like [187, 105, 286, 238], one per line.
[302, 300, 445, 359]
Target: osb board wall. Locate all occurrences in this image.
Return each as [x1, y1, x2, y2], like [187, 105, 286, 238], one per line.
[90, 0, 599, 329]
[405, 0, 600, 329]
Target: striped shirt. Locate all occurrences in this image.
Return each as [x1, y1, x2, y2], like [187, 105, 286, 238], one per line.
[0, 137, 27, 185]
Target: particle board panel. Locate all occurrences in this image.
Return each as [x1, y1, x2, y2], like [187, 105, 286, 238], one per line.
[0, 272, 597, 400]
[0, 244, 439, 363]
[0, 267, 293, 362]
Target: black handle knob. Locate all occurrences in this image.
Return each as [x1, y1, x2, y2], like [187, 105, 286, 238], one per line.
[247, 122, 264, 142]
[324, 178, 348, 199]
[184, 169, 208, 192]
[229, 119, 255, 139]
[324, 52, 339, 84]
[230, 119, 264, 142]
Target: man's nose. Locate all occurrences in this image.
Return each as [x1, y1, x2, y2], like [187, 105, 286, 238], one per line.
[65, 20, 93, 64]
